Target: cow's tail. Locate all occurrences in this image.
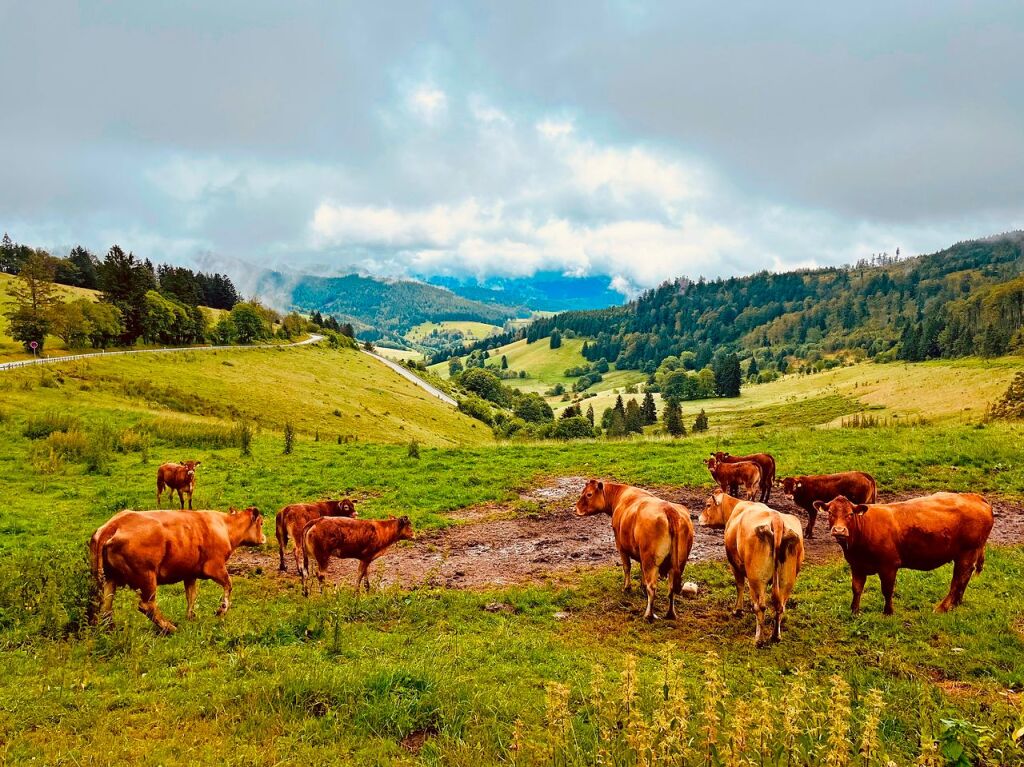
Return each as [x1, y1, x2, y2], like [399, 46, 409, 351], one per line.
[867, 474, 878, 504]
[156, 473, 165, 507]
[299, 520, 320, 594]
[665, 507, 687, 595]
[87, 530, 106, 625]
[275, 512, 288, 566]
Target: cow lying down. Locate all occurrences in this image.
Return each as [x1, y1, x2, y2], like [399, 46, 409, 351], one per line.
[700, 491, 804, 644]
[88, 507, 266, 634]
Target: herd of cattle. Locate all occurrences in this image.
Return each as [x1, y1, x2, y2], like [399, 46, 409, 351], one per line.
[86, 452, 995, 643]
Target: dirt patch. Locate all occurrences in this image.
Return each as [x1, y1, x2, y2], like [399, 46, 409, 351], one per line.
[233, 477, 1024, 591]
[399, 728, 437, 754]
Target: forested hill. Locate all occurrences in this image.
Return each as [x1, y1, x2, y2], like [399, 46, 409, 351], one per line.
[438, 232, 1024, 373]
[255, 271, 528, 336]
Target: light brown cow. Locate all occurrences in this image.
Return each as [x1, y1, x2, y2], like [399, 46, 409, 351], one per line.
[156, 460, 201, 509]
[276, 499, 357, 573]
[88, 507, 266, 634]
[700, 491, 804, 644]
[574, 480, 694, 621]
[814, 493, 993, 615]
[705, 457, 761, 501]
[779, 472, 877, 537]
[711, 452, 776, 502]
[301, 516, 415, 596]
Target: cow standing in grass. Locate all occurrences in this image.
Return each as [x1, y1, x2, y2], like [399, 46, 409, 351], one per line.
[157, 460, 200, 509]
[705, 457, 761, 501]
[88, 507, 266, 634]
[779, 472, 877, 538]
[276, 499, 357, 573]
[711, 452, 776, 502]
[574, 480, 694, 622]
[301, 516, 415, 595]
[700, 491, 804, 644]
[815, 492, 993, 615]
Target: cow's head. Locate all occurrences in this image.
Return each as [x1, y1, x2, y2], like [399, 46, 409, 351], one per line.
[396, 515, 415, 541]
[575, 479, 610, 516]
[181, 460, 200, 480]
[705, 456, 719, 471]
[230, 506, 266, 546]
[327, 499, 358, 517]
[779, 477, 800, 497]
[698, 490, 728, 527]
[711, 451, 730, 462]
[812, 496, 868, 545]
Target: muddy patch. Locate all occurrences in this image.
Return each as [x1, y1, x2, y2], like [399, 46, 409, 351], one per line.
[233, 477, 1024, 590]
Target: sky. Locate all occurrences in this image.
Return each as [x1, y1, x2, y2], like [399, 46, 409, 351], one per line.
[2, 1, 1023, 299]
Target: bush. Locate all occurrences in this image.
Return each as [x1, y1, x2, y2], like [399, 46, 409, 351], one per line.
[283, 422, 295, 455]
[147, 417, 238, 448]
[458, 395, 494, 426]
[23, 411, 81, 439]
[407, 440, 420, 459]
[0, 546, 93, 642]
[237, 420, 254, 456]
[44, 429, 89, 459]
[552, 416, 595, 440]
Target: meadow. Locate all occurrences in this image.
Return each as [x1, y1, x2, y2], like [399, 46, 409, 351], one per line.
[1, 344, 1023, 765]
[405, 321, 503, 344]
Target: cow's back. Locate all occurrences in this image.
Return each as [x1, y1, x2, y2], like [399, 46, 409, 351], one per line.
[612, 490, 676, 560]
[305, 516, 377, 558]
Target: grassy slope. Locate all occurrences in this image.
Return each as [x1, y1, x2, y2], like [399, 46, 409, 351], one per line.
[0, 344, 490, 448]
[405, 320, 502, 343]
[3, 352, 1024, 763]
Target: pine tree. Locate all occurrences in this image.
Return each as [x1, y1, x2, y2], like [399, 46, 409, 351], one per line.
[624, 399, 644, 434]
[501, 354, 508, 370]
[641, 391, 657, 424]
[664, 399, 685, 436]
[585, 404, 595, 426]
[693, 409, 709, 432]
[550, 329, 562, 349]
[747, 354, 759, 381]
[614, 394, 625, 419]
[4, 251, 60, 351]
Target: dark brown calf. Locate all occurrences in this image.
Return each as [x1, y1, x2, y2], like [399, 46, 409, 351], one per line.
[779, 472, 877, 537]
[276, 499, 357, 573]
[301, 516, 415, 595]
[711, 452, 776, 502]
[156, 460, 200, 509]
[705, 457, 761, 501]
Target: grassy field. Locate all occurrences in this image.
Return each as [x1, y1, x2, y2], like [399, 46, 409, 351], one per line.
[405, 321, 503, 344]
[2, 350, 1023, 765]
[375, 347, 426, 363]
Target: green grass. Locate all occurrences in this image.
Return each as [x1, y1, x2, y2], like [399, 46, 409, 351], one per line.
[3, 351, 1024, 764]
[405, 320, 502, 343]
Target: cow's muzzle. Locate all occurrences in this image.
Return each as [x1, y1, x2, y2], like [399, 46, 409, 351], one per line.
[831, 526, 849, 541]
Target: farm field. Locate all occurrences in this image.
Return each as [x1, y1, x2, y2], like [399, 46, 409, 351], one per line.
[1, 344, 1024, 764]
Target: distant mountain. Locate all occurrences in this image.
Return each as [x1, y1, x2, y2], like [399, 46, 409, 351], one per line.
[253, 270, 528, 337]
[427, 272, 627, 313]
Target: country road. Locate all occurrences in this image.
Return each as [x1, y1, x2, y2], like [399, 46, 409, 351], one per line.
[0, 333, 325, 372]
[361, 349, 458, 407]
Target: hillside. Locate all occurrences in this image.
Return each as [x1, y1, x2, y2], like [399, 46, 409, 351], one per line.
[428, 271, 626, 312]
[254, 269, 527, 337]
[0, 344, 490, 447]
[443, 233, 1024, 376]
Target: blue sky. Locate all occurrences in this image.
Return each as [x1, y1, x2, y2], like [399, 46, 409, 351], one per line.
[2, 1, 1023, 297]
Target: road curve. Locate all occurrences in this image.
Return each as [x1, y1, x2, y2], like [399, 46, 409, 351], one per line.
[0, 334, 324, 372]
[361, 349, 458, 407]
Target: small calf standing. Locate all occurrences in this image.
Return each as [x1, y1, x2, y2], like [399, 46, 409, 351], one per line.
[815, 492, 993, 615]
[779, 472, 876, 538]
[276, 499, 357, 573]
[88, 507, 265, 634]
[301, 516, 415, 595]
[700, 491, 804, 644]
[157, 460, 201, 509]
[710, 451, 776, 502]
[705, 457, 761, 501]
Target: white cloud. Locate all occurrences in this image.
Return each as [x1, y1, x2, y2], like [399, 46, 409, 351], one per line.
[408, 85, 447, 123]
[536, 118, 574, 139]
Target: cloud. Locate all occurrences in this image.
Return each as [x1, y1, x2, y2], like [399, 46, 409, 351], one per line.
[536, 118, 575, 139]
[408, 85, 448, 123]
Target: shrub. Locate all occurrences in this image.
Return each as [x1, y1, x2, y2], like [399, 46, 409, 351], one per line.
[552, 416, 595, 440]
[236, 420, 254, 456]
[458, 395, 494, 426]
[44, 429, 89, 459]
[23, 411, 81, 439]
[283, 422, 295, 455]
[407, 440, 420, 459]
[147, 417, 238, 448]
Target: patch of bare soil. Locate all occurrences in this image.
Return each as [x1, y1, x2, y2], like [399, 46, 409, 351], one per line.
[232, 477, 1024, 591]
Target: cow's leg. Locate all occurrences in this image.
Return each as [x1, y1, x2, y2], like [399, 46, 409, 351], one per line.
[879, 569, 897, 616]
[618, 549, 632, 593]
[137, 577, 176, 634]
[850, 570, 867, 614]
[186, 489, 193, 510]
[805, 505, 816, 539]
[206, 566, 232, 616]
[937, 556, 975, 612]
[98, 581, 117, 626]
[749, 579, 767, 645]
[731, 568, 746, 616]
[641, 556, 660, 621]
[355, 560, 370, 593]
[177, 488, 185, 510]
[184, 579, 198, 620]
[665, 562, 681, 620]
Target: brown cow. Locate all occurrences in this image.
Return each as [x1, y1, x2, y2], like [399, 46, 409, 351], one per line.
[276, 499, 357, 573]
[88, 507, 266, 634]
[779, 472, 877, 538]
[705, 457, 761, 501]
[712, 452, 776, 502]
[575, 480, 694, 621]
[301, 516, 415, 596]
[700, 491, 804, 644]
[156, 460, 201, 509]
[814, 493, 993, 615]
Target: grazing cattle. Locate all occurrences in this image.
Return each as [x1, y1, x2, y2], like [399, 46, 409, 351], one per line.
[814, 493, 993, 615]
[156, 461, 201, 509]
[88, 507, 265, 634]
[711, 452, 777, 502]
[575, 480, 694, 621]
[700, 491, 804, 644]
[301, 516, 415, 595]
[779, 472, 877, 538]
[705, 457, 761, 501]
[276, 499, 357, 573]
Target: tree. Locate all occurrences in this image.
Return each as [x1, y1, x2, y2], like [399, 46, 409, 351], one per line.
[501, 354, 508, 370]
[605, 408, 627, 437]
[448, 357, 464, 376]
[693, 408, 709, 432]
[663, 399, 685, 436]
[552, 416, 594, 440]
[746, 354, 759, 381]
[514, 393, 553, 423]
[624, 398, 644, 434]
[641, 391, 657, 424]
[713, 352, 742, 397]
[459, 368, 506, 405]
[4, 251, 60, 351]
[99, 245, 157, 344]
[549, 329, 562, 349]
[613, 395, 625, 420]
[340, 323, 355, 338]
[231, 302, 269, 344]
[585, 404, 595, 426]
[51, 299, 93, 348]
[210, 314, 237, 345]
[83, 301, 124, 348]
[66, 246, 100, 289]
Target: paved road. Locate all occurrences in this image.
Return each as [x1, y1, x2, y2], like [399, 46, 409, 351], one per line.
[0, 334, 324, 372]
[361, 349, 458, 407]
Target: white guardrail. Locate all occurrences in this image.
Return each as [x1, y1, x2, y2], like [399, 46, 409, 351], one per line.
[0, 334, 324, 372]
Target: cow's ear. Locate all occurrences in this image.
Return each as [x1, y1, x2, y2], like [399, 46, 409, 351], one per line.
[596, 481, 604, 492]
[194, 461, 201, 467]
[854, 504, 869, 515]
[795, 481, 802, 489]
[812, 500, 826, 512]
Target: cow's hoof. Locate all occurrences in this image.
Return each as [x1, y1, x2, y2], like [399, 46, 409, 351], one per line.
[158, 624, 177, 635]
[732, 608, 744, 617]
[644, 613, 657, 623]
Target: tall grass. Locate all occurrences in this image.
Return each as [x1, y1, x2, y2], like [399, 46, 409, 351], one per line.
[145, 417, 241, 449]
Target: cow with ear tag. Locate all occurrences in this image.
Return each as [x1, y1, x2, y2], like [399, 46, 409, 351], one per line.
[575, 479, 694, 621]
[814, 492, 992, 615]
[778, 471, 876, 538]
